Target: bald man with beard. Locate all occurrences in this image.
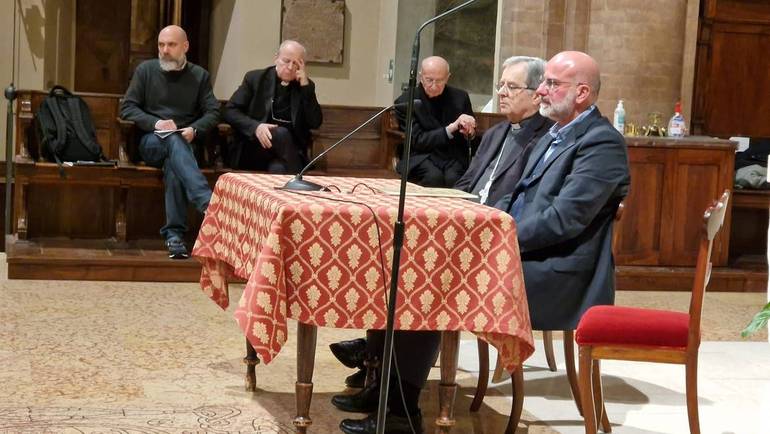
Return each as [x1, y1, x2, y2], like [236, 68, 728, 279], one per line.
[499, 51, 630, 331]
[394, 56, 477, 187]
[121, 25, 219, 260]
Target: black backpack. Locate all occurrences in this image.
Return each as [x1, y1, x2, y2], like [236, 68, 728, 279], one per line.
[35, 85, 107, 173]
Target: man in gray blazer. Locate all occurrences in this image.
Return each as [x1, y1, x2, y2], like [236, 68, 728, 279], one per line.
[500, 51, 630, 331]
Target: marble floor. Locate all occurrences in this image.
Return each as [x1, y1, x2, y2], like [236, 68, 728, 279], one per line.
[0, 253, 767, 434]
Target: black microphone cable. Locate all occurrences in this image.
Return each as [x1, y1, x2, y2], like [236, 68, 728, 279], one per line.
[279, 187, 419, 434]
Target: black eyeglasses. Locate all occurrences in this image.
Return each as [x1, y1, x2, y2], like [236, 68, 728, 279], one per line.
[541, 79, 589, 92]
[495, 81, 534, 94]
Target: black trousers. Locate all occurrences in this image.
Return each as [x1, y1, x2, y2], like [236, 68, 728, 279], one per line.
[236, 126, 305, 173]
[409, 156, 466, 188]
[366, 329, 441, 389]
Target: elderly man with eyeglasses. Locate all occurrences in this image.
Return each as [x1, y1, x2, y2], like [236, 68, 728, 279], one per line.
[454, 55, 553, 206]
[223, 40, 323, 172]
[393, 56, 477, 188]
[498, 50, 630, 333]
[331, 56, 552, 434]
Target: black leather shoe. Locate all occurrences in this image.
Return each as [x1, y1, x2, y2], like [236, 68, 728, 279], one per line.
[330, 338, 367, 369]
[339, 411, 422, 434]
[331, 381, 379, 413]
[345, 368, 367, 388]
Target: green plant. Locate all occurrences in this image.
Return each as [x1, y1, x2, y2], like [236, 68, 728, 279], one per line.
[741, 301, 770, 338]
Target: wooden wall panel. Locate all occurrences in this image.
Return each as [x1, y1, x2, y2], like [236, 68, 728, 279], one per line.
[312, 106, 386, 171]
[614, 149, 667, 265]
[27, 185, 115, 238]
[75, 0, 132, 94]
[666, 152, 724, 265]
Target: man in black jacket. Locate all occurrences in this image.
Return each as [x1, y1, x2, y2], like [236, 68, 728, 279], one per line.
[455, 56, 553, 206]
[335, 56, 552, 434]
[120, 25, 219, 259]
[395, 56, 476, 187]
[223, 40, 323, 172]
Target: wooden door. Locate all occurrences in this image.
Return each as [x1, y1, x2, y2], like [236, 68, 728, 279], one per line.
[692, 0, 770, 137]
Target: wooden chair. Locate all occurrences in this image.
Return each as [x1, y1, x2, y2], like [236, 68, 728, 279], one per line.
[575, 190, 729, 434]
[470, 203, 624, 433]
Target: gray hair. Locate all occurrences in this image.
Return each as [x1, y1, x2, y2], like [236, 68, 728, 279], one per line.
[501, 56, 545, 90]
[277, 40, 307, 57]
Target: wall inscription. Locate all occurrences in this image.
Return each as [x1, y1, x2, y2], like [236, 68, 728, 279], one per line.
[282, 0, 345, 64]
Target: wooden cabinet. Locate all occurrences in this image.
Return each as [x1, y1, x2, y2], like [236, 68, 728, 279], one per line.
[615, 136, 735, 267]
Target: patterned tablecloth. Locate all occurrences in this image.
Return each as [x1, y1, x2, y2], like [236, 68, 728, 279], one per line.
[193, 173, 534, 372]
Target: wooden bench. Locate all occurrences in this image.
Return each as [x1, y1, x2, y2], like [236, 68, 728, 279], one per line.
[11, 90, 399, 243]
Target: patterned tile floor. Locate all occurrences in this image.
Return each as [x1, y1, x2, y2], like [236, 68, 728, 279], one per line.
[0, 253, 766, 433]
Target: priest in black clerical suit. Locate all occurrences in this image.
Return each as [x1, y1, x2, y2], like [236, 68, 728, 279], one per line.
[394, 56, 477, 188]
[335, 56, 550, 434]
[223, 40, 322, 172]
[455, 111, 552, 207]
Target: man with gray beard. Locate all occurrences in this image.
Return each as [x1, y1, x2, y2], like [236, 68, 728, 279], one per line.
[121, 25, 219, 259]
[498, 51, 630, 331]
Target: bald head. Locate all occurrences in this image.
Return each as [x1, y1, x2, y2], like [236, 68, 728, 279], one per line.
[278, 40, 307, 58]
[420, 56, 450, 76]
[536, 51, 601, 124]
[159, 25, 188, 42]
[419, 56, 450, 98]
[550, 51, 601, 101]
[274, 39, 307, 82]
[157, 25, 189, 71]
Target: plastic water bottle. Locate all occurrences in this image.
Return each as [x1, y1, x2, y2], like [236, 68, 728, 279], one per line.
[668, 101, 686, 138]
[613, 100, 625, 134]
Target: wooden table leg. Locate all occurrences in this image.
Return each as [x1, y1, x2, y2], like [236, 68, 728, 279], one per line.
[294, 322, 317, 433]
[505, 365, 524, 434]
[243, 338, 259, 392]
[436, 330, 460, 433]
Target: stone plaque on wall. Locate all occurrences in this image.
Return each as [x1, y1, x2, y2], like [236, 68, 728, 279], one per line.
[281, 0, 345, 64]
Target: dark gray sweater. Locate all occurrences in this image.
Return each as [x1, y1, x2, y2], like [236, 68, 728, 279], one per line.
[120, 59, 220, 134]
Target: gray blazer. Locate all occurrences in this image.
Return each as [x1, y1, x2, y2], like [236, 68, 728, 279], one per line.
[502, 108, 630, 330]
[454, 113, 552, 206]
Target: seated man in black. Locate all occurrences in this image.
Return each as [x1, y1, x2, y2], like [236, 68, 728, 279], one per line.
[395, 56, 476, 187]
[223, 40, 323, 172]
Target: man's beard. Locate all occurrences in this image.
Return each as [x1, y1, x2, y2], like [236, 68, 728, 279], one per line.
[539, 89, 576, 122]
[159, 54, 186, 71]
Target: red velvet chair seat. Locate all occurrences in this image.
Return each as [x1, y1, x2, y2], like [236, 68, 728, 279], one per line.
[575, 305, 690, 349]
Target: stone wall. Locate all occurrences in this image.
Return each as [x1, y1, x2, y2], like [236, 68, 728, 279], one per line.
[498, 0, 694, 127]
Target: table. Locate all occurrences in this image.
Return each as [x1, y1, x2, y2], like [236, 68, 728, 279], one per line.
[193, 173, 534, 432]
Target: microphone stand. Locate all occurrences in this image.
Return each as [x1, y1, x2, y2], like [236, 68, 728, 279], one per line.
[375, 1, 477, 433]
[282, 104, 401, 191]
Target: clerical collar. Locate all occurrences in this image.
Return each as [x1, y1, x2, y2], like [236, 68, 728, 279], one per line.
[510, 113, 537, 131]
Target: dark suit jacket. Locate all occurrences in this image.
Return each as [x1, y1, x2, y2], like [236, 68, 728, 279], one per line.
[504, 108, 630, 330]
[394, 84, 474, 172]
[454, 113, 552, 205]
[223, 66, 323, 168]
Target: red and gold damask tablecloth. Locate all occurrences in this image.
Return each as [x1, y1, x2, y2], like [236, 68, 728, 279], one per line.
[193, 173, 534, 372]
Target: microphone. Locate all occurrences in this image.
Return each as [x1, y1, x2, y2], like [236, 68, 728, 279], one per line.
[281, 99, 422, 191]
[375, 1, 478, 433]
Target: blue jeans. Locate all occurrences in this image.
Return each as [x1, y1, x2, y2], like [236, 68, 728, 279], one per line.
[139, 133, 212, 241]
